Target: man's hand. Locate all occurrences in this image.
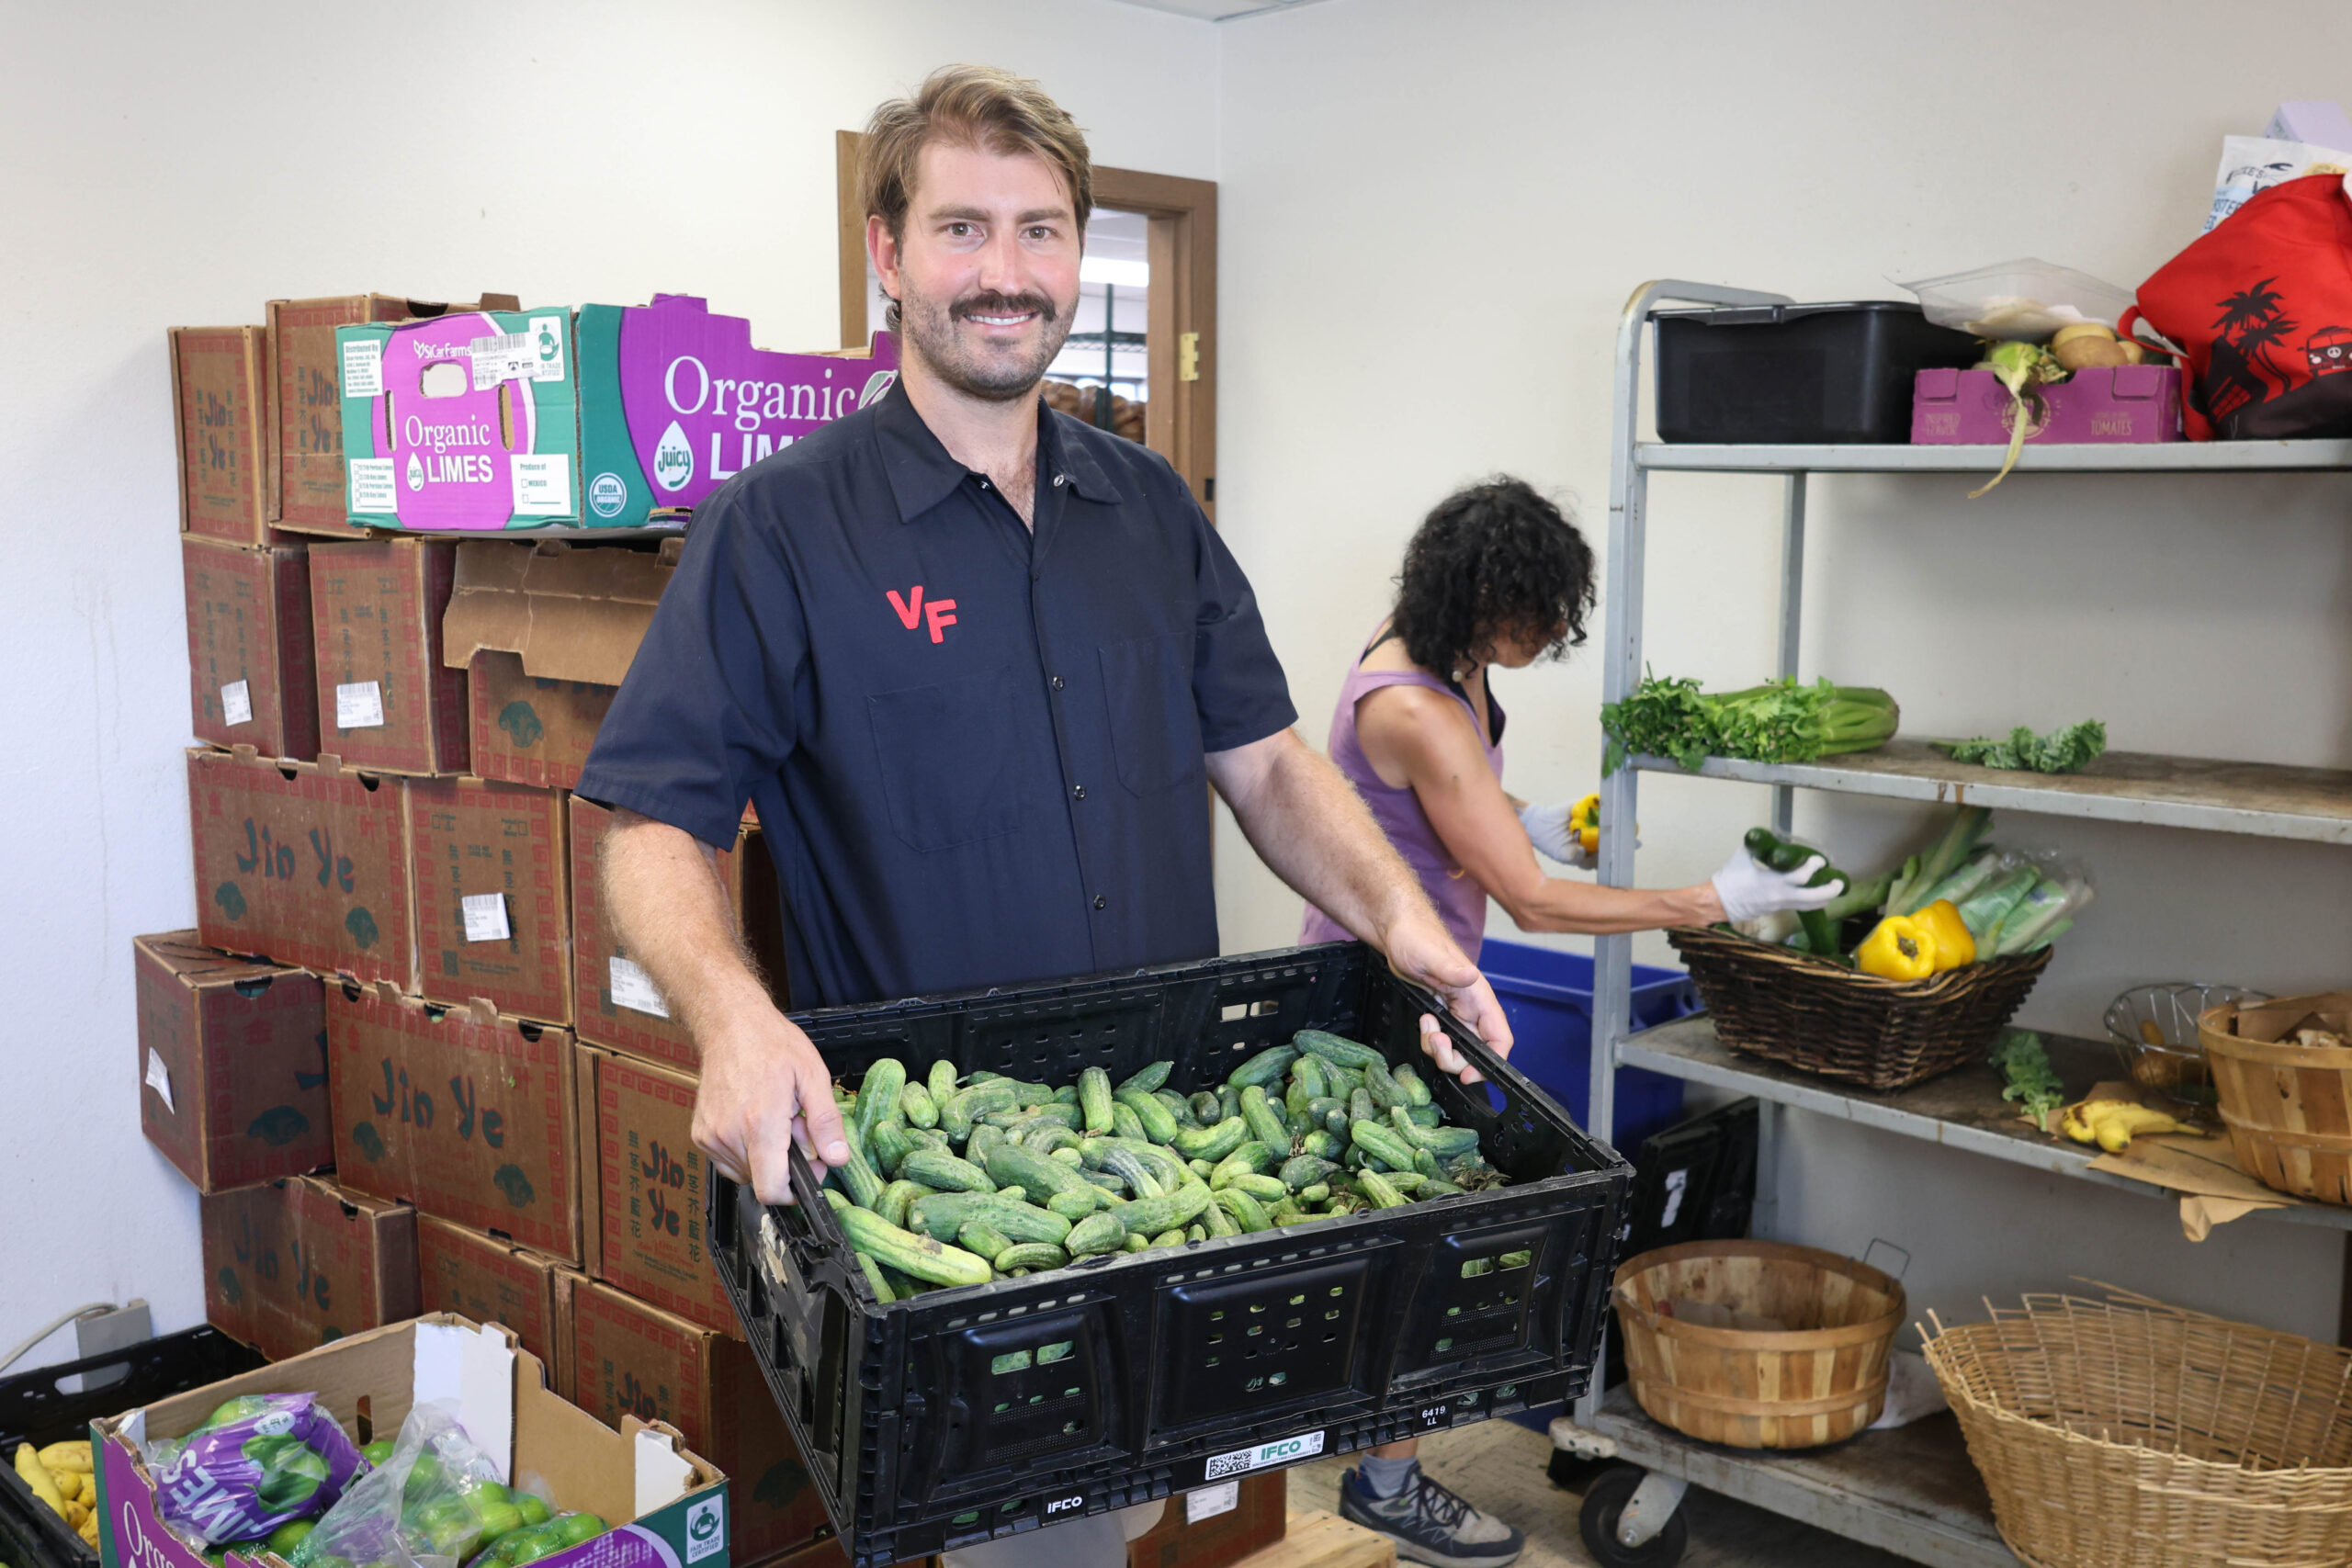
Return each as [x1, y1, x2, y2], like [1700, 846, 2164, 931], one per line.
[690, 1004, 851, 1208]
[1380, 909, 1514, 1085]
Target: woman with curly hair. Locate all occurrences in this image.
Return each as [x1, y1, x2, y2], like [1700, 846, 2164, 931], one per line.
[1302, 479, 1838, 1568]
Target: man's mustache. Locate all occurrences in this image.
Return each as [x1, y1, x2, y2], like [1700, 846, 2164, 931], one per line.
[950, 292, 1058, 324]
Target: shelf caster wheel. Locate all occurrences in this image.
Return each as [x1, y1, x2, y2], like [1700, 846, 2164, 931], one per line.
[1578, 1464, 1689, 1568]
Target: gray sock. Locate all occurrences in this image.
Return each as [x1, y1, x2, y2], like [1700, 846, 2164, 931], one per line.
[1359, 1454, 1419, 1498]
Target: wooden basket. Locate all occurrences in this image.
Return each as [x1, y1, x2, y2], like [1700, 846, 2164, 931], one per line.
[2199, 991, 2352, 1205]
[1923, 1290, 2352, 1568]
[1611, 1240, 1904, 1450]
[1667, 924, 2051, 1091]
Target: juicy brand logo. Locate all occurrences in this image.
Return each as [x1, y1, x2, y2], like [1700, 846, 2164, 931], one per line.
[887, 585, 958, 644]
[652, 421, 694, 491]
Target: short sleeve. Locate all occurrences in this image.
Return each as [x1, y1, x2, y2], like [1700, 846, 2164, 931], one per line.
[575, 484, 804, 849]
[1187, 498, 1296, 752]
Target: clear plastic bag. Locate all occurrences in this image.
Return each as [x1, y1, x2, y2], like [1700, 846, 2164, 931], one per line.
[146, 1392, 368, 1549]
[289, 1404, 510, 1568]
[1896, 258, 2136, 340]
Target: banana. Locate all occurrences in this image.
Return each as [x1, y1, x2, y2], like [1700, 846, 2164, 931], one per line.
[2063, 1097, 2198, 1153]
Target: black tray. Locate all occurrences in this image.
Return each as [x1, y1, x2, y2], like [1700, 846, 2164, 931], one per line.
[707, 941, 1631, 1567]
[1654, 300, 1981, 444]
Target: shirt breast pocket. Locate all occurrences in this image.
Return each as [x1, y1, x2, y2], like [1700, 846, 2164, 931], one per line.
[1100, 631, 1205, 796]
[868, 665, 1030, 852]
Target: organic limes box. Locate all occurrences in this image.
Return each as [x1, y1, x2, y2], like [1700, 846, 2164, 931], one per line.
[96, 1315, 730, 1568]
[334, 297, 898, 531]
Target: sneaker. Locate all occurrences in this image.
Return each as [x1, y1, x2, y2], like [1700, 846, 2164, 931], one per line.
[1338, 1464, 1525, 1568]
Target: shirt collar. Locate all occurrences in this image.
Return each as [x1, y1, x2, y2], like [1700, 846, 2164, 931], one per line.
[874, 380, 1124, 523]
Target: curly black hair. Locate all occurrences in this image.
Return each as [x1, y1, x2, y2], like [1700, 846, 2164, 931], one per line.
[1391, 477, 1596, 676]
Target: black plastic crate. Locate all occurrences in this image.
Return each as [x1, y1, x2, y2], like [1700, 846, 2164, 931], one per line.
[707, 941, 1631, 1567]
[0, 1325, 263, 1568]
[1654, 300, 1981, 443]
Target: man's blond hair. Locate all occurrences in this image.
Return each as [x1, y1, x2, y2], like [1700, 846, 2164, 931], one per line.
[861, 65, 1092, 327]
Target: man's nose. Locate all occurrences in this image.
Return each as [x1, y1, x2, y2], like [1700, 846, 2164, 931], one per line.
[976, 229, 1028, 296]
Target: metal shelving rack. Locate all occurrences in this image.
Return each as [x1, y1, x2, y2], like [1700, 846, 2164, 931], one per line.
[1559, 281, 2352, 1567]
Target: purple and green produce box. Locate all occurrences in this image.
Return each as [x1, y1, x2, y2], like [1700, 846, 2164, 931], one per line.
[1912, 363, 2184, 445]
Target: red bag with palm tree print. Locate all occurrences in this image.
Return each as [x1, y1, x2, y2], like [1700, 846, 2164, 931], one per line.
[2120, 172, 2352, 440]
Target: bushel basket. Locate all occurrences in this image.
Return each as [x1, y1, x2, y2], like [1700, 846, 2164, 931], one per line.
[1667, 925, 2050, 1091]
[1923, 1290, 2352, 1568]
[2198, 991, 2352, 1205]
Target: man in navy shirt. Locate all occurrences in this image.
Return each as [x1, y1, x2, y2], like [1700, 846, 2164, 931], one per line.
[582, 62, 1508, 1252]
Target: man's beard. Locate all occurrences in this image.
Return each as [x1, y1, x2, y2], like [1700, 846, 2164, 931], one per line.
[899, 284, 1075, 403]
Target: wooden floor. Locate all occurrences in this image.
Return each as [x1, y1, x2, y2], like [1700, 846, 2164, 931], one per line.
[1287, 1418, 1914, 1568]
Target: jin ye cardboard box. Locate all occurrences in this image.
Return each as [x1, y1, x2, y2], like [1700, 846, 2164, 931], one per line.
[309, 536, 470, 774]
[135, 931, 331, 1194]
[269, 293, 520, 534]
[417, 1213, 583, 1397]
[187, 749, 413, 989]
[440, 539, 678, 792]
[326, 984, 582, 1265]
[171, 326, 277, 544]
[183, 535, 321, 760]
[95, 1315, 731, 1568]
[410, 776, 571, 1024]
[199, 1174, 419, 1362]
[572, 1043, 729, 1336]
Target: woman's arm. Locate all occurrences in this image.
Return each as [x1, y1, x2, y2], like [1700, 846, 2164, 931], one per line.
[1357, 685, 1724, 934]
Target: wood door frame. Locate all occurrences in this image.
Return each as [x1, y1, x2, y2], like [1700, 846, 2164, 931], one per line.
[834, 130, 1218, 518]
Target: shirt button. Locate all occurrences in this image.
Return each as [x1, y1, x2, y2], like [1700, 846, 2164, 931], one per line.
[1051, 675, 1066, 691]
[1054, 474, 1068, 487]
[1093, 895, 1107, 910]
[1072, 784, 1087, 800]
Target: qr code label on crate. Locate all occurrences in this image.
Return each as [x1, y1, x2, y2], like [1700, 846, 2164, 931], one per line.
[1204, 1430, 1323, 1480]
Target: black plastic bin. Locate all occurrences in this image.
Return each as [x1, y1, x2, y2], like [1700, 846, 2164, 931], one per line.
[707, 941, 1631, 1567]
[1654, 301, 1980, 444]
[0, 1325, 263, 1568]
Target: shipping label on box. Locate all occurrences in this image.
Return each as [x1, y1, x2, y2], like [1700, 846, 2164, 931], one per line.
[200, 1174, 419, 1362]
[576, 297, 897, 525]
[326, 986, 582, 1263]
[136, 931, 331, 1193]
[1125, 1472, 1285, 1568]
[568, 1280, 827, 1563]
[575, 1045, 730, 1334]
[416, 1213, 580, 1395]
[309, 536, 470, 773]
[441, 539, 678, 789]
[184, 535, 321, 760]
[172, 326, 277, 543]
[410, 776, 571, 1024]
[338, 310, 582, 529]
[188, 749, 413, 987]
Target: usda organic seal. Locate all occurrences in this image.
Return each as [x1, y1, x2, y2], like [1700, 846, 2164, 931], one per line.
[589, 472, 628, 518]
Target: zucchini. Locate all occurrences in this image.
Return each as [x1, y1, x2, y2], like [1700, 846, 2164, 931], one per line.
[1227, 1044, 1298, 1090]
[926, 1058, 959, 1107]
[1172, 1116, 1249, 1163]
[1295, 1030, 1385, 1072]
[942, 1079, 1016, 1140]
[1115, 1088, 1179, 1144]
[1114, 1179, 1212, 1238]
[1279, 1155, 1340, 1193]
[1357, 1170, 1409, 1210]
[875, 1178, 934, 1229]
[908, 1192, 1071, 1246]
[1212, 1187, 1271, 1233]
[869, 1120, 915, 1179]
[1116, 1061, 1173, 1097]
[901, 1149, 995, 1194]
[996, 1243, 1069, 1273]
[1066, 1212, 1125, 1256]
[958, 1220, 1014, 1260]
[1110, 1101, 1147, 1142]
[899, 1080, 939, 1129]
[1225, 1173, 1288, 1202]
[1078, 1066, 1114, 1134]
[985, 1144, 1091, 1202]
[1239, 1085, 1291, 1152]
[855, 1251, 898, 1303]
[1350, 1119, 1419, 1172]
[1389, 1061, 1432, 1108]
[836, 1204, 992, 1287]
[854, 1058, 907, 1143]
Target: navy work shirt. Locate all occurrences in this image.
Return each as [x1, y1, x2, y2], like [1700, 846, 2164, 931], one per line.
[576, 382, 1296, 1009]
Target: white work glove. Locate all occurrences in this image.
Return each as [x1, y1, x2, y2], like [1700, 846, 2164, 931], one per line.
[1517, 801, 1595, 869]
[1711, 849, 1846, 923]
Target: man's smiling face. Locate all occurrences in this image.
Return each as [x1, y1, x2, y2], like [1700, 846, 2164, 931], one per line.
[875, 140, 1083, 402]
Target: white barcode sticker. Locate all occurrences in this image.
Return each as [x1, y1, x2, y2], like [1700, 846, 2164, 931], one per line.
[469, 332, 537, 390]
[511, 453, 571, 516]
[1203, 1430, 1323, 1481]
[335, 680, 385, 729]
[609, 955, 672, 1019]
[341, 338, 383, 398]
[144, 1048, 175, 1113]
[1186, 1482, 1239, 1524]
[461, 893, 512, 943]
[347, 457, 396, 514]
[220, 680, 253, 728]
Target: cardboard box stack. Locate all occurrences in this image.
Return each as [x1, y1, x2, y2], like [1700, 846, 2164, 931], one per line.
[154, 292, 823, 1567]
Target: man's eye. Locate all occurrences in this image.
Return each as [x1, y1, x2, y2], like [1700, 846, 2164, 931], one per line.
[947, 222, 974, 237]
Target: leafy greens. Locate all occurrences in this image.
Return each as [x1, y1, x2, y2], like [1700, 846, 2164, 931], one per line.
[1934, 720, 2107, 774]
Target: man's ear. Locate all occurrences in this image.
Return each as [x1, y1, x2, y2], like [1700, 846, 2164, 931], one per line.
[866, 213, 900, 305]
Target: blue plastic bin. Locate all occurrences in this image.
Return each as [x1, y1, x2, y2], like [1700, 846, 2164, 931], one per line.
[1478, 938, 1700, 1156]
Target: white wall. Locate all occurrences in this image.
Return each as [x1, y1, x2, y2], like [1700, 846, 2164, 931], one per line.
[1212, 0, 2352, 1340]
[0, 0, 1218, 1364]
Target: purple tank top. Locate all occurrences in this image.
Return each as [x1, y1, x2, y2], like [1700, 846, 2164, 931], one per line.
[1300, 630, 1503, 963]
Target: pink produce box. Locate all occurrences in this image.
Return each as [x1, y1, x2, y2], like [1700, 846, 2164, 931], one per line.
[1912, 363, 2184, 445]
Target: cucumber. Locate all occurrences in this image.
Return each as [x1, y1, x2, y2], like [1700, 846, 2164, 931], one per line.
[1299, 1129, 1345, 1162]
[1189, 1092, 1222, 1125]
[1325, 1064, 1364, 1100]
[854, 1059, 906, 1143]
[1210, 1142, 1274, 1188]
[1295, 1030, 1385, 1071]
[907, 1193, 1071, 1246]
[1298, 1182, 1330, 1205]
[1217, 1084, 1242, 1122]
[855, 1251, 897, 1303]
[905, 1126, 950, 1154]
[824, 1188, 850, 1211]
[926, 1058, 958, 1107]
[1292, 1055, 1330, 1102]
[1066, 1212, 1126, 1256]
[958, 1220, 1014, 1261]
[838, 1140, 886, 1210]
[1363, 1060, 1403, 1111]
[901, 1149, 995, 1194]
[1156, 1088, 1197, 1127]
[1239, 1085, 1291, 1152]
[995, 1187, 1028, 1206]
[996, 1243, 1069, 1273]
[1204, 1195, 1240, 1237]
[1227, 1044, 1298, 1090]
[1024, 1125, 1082, 1156]
[1419, 1177, 1464, 1198]
[1226, 1173, 1288, 1202]
[899, 1080, 939, 1130]
[1189, 1158, 1216, 1179]
[1186, 1223, 1207, 1243]
[1392, 1107, 1479, 1158]
[1407, 1105, 1442, 1127]
[1306, 1097, 1350, 1134]
[1099, 1147, 1165, 1201]
[1116, 1061, 1173, 1097]
[1414, 1148, 1441, 1179]
[1110, 1101, 1147, 1142]
[1124, 1232, 1150, 1252]
[1114, 1179, 1212, 1238]
[1089, 1136, 1192, 1190]
[1078, 1067, 1114, 1134]
[985, 1144, 1091, 1202]
[967, 1123, 1008, 1168]
[1284, 1075, 1317, 1121]
[1047, 1189, 1102, 1221]
[1055, 1083, 1080, 1104]
[1279, 1155, 1340, 1193]
[1051, 1146, 1085, 1166]
[1389, 1062, 1432, 1108]
[1172, 1116, 1249, 1163]
[1212, 1187, 1271, 1233]
[1116, 1088, 1180, 1144]
[869, 1120, 914, 1179]
[942, 1079, 1017, 1140]
[836, 1205, 993, 1287]
[1079, 1168, 1127, 1194]
[1350, 1119, 1419, 1172]
[1350, 1088, 1377, 1125]
[875, 1178, 934, 1229]
[1357, 1170, 1409, 1210]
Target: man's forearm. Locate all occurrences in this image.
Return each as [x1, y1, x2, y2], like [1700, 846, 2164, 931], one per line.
[1214, 732, 1439, 944]
[601, 809, 773, 1040]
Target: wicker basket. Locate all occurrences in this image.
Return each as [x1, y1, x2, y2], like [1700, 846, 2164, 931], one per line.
[1923, 1290, 2352, 1568]
[2199, 991, 2352, 1205]
[1667, 924, 2051, 1091]
[1611, 1240, 1904, 1450]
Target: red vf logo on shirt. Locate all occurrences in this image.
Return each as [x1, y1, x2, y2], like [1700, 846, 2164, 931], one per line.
[887, 585, 959, 644]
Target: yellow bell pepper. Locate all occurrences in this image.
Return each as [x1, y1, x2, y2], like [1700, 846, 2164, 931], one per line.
[1909, 898, 1975, 971]
[1857, 915, 1938, 980]
[1569, 793, 1601, 855]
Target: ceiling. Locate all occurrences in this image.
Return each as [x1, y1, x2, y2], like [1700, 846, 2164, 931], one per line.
[1102, 0, 1331, 20]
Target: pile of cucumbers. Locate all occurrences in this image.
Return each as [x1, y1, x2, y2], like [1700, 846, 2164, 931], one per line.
[822, 1029, 1509, 1297]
